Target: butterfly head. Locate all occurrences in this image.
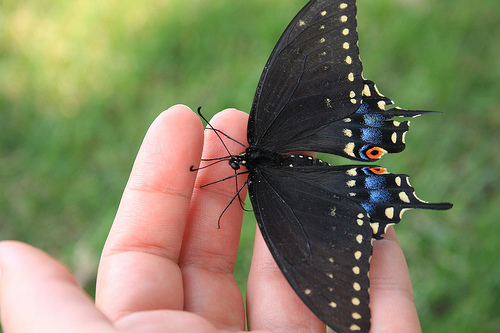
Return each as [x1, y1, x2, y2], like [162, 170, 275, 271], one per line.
[229, 153, 245, 171]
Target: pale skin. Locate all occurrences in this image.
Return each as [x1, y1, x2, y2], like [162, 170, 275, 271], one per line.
[0, 105, 422, 332]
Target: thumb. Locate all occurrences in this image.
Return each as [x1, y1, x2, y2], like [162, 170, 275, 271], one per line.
[0, 241, 114, 333]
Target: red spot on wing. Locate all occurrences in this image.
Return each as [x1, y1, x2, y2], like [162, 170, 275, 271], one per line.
[366, 147, 385, 159]
[367, 166, 387, 174]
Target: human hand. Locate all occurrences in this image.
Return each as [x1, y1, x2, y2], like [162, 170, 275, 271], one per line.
[0, 105, 422, 332]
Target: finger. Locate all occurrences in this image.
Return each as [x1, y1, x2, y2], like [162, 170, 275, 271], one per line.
[0, 241, 114, 333]
[179, 109, 249, 330]
[370, 227, 422, 333]
[96, 105, 204, 321]
[246, 227, 325, 333]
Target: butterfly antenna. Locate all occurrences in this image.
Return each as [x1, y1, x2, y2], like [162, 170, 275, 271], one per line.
[197, 107, 236, 156]
[190, 158, 229, 172]
[209, 128, 247, 148]
[217, 179, 248, 228]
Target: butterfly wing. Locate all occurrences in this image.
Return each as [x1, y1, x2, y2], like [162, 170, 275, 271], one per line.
[248, 163, 452, 332]
[248, 0, 428, 161]
[248, 165, 372, 333]
[248, 0, 363, 151]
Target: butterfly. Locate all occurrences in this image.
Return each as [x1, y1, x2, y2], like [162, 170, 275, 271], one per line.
[197, 0, 452, 332]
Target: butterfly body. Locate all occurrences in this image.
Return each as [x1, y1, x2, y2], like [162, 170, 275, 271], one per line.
[205, 0, 452, 332]
[230, 149, 330, 171]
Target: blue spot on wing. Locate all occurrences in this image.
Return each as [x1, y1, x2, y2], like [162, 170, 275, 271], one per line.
[355, 102, 370, 114]
[362, 113, 385, 127]
[360, 202, 376, 216]
[365, 176, 386, 189]
[369, 189, 392, 203]
[360, 128, 383, 144]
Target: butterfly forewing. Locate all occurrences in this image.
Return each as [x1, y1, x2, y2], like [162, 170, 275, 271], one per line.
[248, 165, 372, 332]
[248, 0, 363, 152]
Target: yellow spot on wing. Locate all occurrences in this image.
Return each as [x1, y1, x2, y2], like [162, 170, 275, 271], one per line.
[356, 234, 363, 244]
[354, 251, 362, 260]
[344, 142, 356, 157]
[385, 207, 394, 219]
[391, 132, 397, 143]
[346, 167, 357, 176]
[352, 312, 362, 319]
[350, 324, 361, 331]
[330, 207, 336, 216]
[363, 84, 371, 97]
[399, 191, 411, 203]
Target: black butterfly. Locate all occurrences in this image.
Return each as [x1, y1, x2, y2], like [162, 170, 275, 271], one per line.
[198, 0, 452, 332]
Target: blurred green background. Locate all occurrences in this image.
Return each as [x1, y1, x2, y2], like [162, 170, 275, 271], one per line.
[1, 0, 498, 331]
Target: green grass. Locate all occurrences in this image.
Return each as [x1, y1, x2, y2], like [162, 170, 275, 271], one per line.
[1, 0, 499, 331]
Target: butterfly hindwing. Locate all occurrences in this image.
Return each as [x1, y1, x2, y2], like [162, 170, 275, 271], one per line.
[308, 164, 453, 238]
[248, 164, 372, 333]
[246, 157, 452, 332]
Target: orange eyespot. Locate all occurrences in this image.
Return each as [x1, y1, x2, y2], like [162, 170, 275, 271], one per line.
[367, 167, 387, 175]
[365, 147, 385, 159]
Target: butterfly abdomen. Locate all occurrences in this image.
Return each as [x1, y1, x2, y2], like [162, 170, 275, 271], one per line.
[281, 153, 331, 168]
[233, 148, 331, 170]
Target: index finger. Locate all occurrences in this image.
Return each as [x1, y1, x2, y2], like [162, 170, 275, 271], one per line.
[178, 109, 250, 330]
[96, 105, 204, 321]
